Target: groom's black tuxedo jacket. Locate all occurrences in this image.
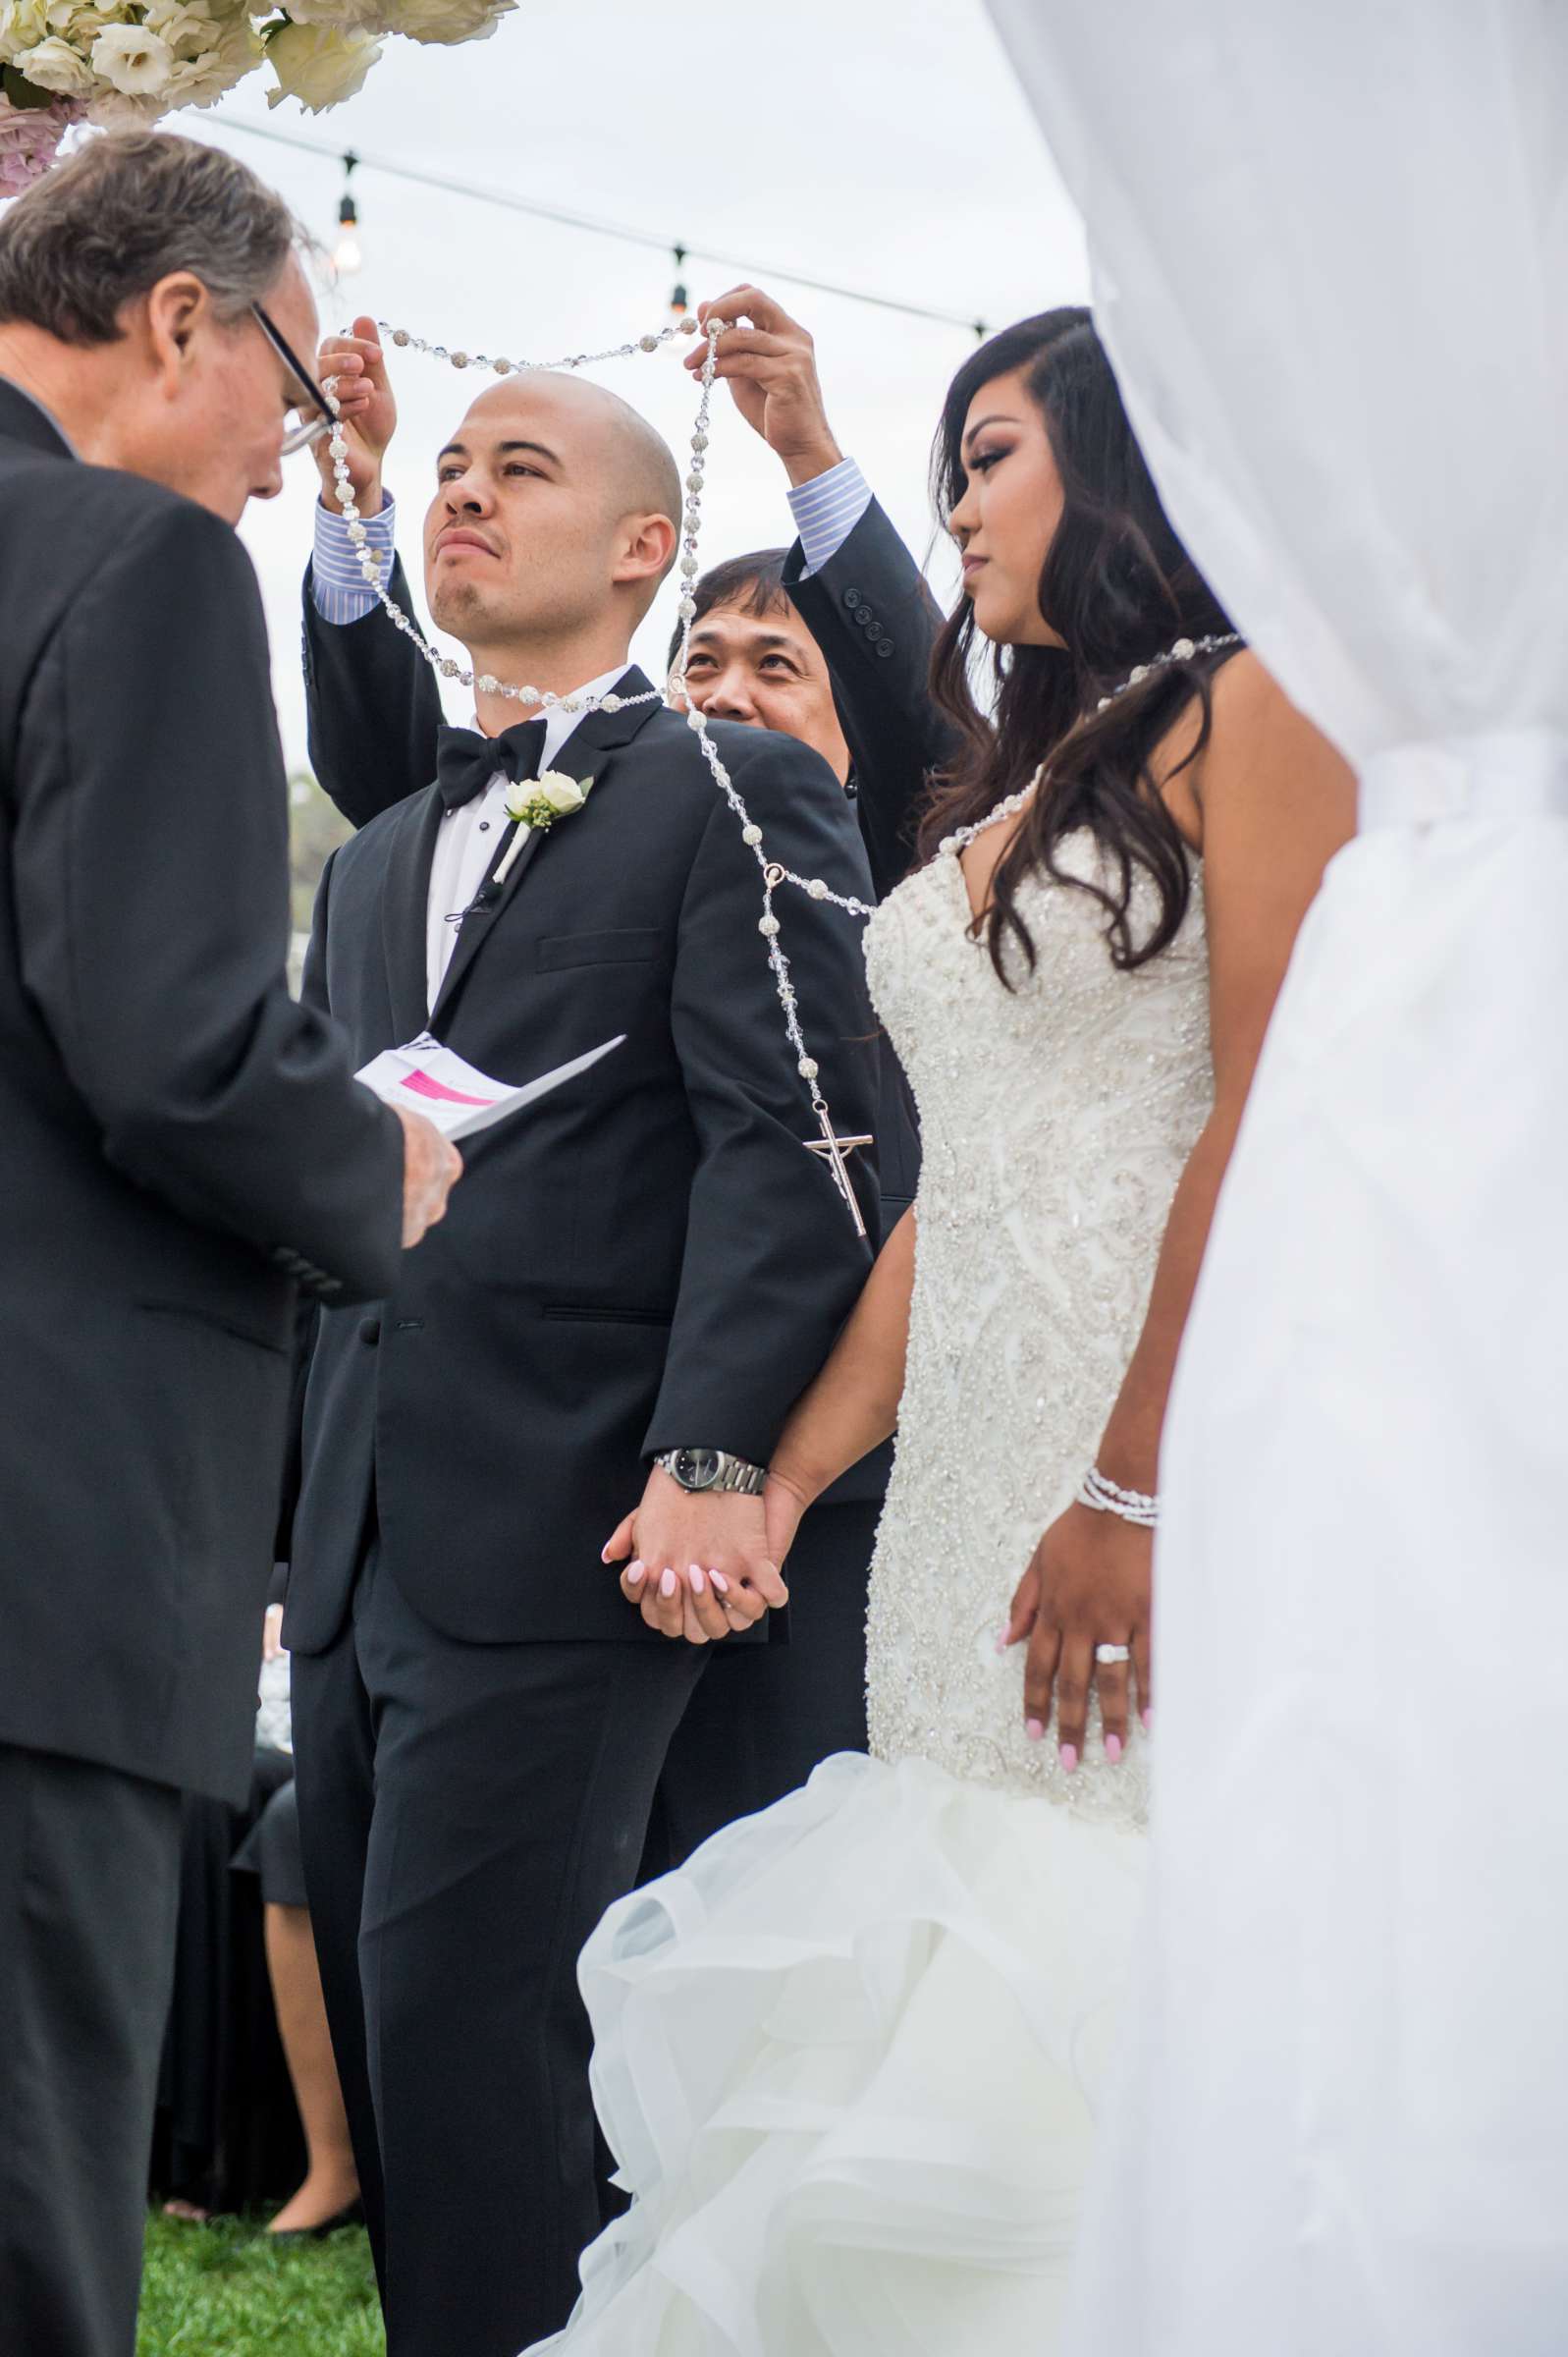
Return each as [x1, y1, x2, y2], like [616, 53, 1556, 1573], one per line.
[285, 669, 882, 1650]
[0, 384, 404, 1803]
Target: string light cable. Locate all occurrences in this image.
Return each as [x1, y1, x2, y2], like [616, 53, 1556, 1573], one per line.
[216, 113, 989, 342]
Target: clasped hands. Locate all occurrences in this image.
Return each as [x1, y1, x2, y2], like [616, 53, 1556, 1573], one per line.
[603, 1465, 804, 1644]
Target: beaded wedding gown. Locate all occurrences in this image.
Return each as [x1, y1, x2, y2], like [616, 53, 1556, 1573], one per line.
[529, 830, 1213, 2357]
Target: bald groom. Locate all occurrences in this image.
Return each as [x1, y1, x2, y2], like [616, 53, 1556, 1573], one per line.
[283, 365, 882, 2355]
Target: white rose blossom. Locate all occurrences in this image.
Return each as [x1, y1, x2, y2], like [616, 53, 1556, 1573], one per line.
[44, 0, 113, 37]
[12, 29, 96, 89]
[265, 17, 381, 111]
[537, 775, 588, 815]
[0, 0, 51, 61]
[118, 0, 260, 108]
[168, 9, 260, 109]
[276, 0, 384, 26]
[143, 0, 227, 46]
[3, 0, 504, 138]
[89, 19, 175, 92]
[86, 86, 168, 125]
[375, 0, 514, 44]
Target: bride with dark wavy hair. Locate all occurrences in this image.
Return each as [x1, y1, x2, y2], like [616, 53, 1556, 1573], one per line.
[527, 307, 1356, 2356]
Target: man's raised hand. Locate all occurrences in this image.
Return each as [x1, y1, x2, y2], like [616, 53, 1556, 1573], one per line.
[602, 1463, 788, 1643]
[394, 1107, 461, 1249]
[315, 313, 397, 516]
[684, 284, 843, 488]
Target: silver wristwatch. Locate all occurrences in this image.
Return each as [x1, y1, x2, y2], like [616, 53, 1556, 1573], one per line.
[656, 1447, 768, 1498]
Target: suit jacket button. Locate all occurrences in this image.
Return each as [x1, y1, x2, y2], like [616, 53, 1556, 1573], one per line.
[842, 585, 861, 607]
[359, 1316, 381, 1345]
[877, 637, 895, 658]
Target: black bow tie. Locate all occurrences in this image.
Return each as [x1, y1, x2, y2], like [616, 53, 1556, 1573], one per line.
[435, 716, 549, 812]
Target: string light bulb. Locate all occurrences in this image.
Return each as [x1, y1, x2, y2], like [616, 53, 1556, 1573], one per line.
[669, 243, 689, 323]
[334, 152, 362, 277]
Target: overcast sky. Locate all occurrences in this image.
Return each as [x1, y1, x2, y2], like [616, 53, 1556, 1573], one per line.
[196, 0, 1087, 774]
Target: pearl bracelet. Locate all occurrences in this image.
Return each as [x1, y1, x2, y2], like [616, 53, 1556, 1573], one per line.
[1075, 1466, 1160, 1528]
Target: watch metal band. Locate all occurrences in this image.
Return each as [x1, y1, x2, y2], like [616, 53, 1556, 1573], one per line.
[657, 1447, 768, 1498]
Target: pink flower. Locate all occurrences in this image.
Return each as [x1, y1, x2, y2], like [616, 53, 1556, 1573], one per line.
[0, 93, 82, 196]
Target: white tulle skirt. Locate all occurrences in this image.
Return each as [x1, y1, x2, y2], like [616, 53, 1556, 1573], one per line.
[526, 1750, 1145, 2357]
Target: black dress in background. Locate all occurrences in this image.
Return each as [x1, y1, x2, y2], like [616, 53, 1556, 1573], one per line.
[150, 1750, 306, 2215]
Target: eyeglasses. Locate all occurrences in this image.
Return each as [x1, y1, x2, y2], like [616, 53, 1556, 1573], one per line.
[251, 301, 335, 457]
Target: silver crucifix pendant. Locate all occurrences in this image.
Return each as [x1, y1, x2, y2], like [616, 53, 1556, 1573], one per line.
[804, 1109, 874, 1242]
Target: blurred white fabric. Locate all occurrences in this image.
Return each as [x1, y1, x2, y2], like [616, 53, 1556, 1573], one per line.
[255, 1648, 292, 1757]
[985, 4, 1568, 2350]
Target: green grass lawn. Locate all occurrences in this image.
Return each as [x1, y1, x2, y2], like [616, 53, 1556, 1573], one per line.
[138, 2212, 384, 2357]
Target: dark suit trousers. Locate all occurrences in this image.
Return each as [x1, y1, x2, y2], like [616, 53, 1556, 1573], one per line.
[290, 1545, 706, 2357]
[0, 1743, 181, 2357]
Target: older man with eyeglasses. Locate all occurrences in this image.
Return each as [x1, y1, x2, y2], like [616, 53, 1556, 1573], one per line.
[0, 130, 460, 2357]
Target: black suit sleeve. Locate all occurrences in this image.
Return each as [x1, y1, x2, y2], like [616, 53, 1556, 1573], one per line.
[783, 496, 963, 900]
[644, 731, 882, 1467]
[14, 498, 403, 1303]
[301, 546, 442, 828]
[275, 848, 338, 1558]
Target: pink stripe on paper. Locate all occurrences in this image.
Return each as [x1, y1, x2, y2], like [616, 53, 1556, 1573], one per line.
[400, 1069, 498, 1108]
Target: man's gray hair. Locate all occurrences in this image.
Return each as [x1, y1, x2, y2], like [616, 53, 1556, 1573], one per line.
[0, 130, 304, 348]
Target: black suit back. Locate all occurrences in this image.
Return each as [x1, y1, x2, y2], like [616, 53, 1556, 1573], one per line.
[0, 386, 402, 1801]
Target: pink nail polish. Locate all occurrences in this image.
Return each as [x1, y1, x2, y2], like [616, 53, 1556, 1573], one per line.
[1105, 1732, 1123, 1764]
[1141, 1706, 1154, 1732]
[660, 1568, 677, 1598]
[1059, 1743, 1079, 1775]
[688, 1562, 707, 1594]
[994, 1631, 1009, 1656]
[1025, 1717, 1045, 1742]
[710, 1570, 730, 1595]
[625, 1561, 646, 1586]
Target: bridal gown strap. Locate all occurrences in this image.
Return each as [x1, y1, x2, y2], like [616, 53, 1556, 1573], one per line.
[526, 835, 1214, 2357]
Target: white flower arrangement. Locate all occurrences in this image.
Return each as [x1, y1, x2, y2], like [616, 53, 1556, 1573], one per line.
[0, 0, 514, 188]
[493, 772, 593, 885]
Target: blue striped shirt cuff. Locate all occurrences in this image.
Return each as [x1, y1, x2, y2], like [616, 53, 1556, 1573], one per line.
[311, 495, 399, 625]
[786, 457, 872, 579]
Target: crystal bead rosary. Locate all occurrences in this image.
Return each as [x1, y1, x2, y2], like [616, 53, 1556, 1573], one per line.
[324, 312, 878, 1235]
[323, 308, 1244, 1235]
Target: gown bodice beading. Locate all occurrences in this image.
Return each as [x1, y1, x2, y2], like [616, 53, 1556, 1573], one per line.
[861, 832, 1214, 1827]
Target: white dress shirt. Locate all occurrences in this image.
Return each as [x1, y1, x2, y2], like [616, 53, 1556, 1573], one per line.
[423, 669, 628, 1014]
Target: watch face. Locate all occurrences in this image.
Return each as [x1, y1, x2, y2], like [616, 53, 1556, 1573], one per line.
[676, 1448, 722, 1490]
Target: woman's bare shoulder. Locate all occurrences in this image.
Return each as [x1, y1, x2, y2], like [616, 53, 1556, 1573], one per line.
[1198, 649, 1354, 808]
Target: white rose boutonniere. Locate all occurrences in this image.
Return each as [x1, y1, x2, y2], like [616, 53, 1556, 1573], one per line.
[493, 772, 593, 885]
